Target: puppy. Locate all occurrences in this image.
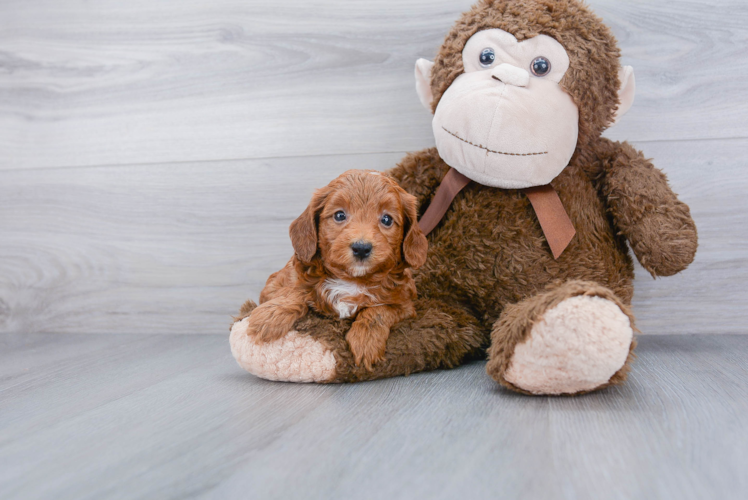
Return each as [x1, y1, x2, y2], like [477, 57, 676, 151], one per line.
[245, 169, 428, 370]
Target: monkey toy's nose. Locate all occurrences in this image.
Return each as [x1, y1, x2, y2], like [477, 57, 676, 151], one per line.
[491, 63, 529, 87]
[351, 241, 373, 260]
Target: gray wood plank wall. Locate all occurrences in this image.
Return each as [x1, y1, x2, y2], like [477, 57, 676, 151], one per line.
[1, 0, 746, 335]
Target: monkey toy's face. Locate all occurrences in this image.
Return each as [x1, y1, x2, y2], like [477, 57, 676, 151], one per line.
[418, 29, 583, 189]
[434, 29, 578, 189]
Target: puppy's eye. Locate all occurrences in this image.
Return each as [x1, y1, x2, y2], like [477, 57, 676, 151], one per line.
[333, 211, 346, 222]
[530, 56, 551, 76]
[380, 214, 393, 227]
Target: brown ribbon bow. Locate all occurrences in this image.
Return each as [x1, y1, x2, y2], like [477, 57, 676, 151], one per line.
[417, 168, 576, 260]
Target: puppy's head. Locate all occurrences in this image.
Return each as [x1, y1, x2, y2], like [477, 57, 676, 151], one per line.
[289, 170, 428, 278]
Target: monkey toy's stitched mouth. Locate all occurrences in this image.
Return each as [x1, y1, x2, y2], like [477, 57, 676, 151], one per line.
[442, 127, 548, 157]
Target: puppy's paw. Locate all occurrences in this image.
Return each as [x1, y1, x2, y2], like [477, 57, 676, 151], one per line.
[232, 299, 258, 325]
[345, 323, 388, 371]
[246, 303, 298, 343]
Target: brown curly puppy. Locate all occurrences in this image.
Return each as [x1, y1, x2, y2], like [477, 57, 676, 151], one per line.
[231, 0, 698, 394]
[245, 170, 428, 370]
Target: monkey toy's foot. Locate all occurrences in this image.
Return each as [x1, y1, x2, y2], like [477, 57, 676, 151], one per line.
[487, 281, 636, 396]
[230, 314, 338, 383]
[230, 297, 485, 384]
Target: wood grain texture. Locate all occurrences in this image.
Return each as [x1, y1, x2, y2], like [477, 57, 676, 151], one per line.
[1, 0, 746, 335]
[1, 0, 746, 170]
[1, 138, 745, 336]
[0, 152, 402, 335]
[2, 2, 745, 496]
[1, 333, 746, 500]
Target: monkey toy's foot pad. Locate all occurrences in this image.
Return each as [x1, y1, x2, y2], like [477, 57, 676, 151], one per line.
[504, 296, 634, 395]
[230, 317, 337, 383]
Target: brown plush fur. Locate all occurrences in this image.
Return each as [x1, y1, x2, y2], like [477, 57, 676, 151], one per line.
[235, 0, 698, 392]
[245, 170, 428, 369]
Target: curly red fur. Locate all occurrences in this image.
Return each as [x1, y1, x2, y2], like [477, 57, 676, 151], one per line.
[247, 170, 428, 370]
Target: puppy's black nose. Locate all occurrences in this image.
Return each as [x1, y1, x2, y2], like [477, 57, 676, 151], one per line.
[351, 241, 373, 260]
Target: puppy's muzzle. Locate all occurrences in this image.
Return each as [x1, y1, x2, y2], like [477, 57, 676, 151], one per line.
[350, 241, 373, 261]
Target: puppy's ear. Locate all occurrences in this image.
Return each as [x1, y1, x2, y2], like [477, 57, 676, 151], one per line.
[289, 187, 330, 263]
[400, 191, 428, 269]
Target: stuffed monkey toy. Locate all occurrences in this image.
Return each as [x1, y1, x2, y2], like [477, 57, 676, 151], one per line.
[230, 0, 698, 395]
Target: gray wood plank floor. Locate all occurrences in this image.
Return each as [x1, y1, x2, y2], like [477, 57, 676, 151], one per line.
[1, 333, 746, 500]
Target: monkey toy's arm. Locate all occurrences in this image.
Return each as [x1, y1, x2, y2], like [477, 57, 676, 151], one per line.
[387, 147, 452, 212]
[596, 139, 698, 277]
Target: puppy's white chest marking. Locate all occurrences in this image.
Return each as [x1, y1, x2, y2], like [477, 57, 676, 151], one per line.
[334, 301, 357, 319]
[321, 279, 377, 319]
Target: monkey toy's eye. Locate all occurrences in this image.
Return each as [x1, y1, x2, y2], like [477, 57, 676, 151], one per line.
[479, 48, 496, 67]
[380, 214, 393, 227]
[530, 56, 551, 76]
[334, 211, 347, 222]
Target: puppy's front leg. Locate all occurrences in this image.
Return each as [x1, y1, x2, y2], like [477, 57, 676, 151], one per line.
[247, 288, 308, 343]
[346, 305, 412, 370]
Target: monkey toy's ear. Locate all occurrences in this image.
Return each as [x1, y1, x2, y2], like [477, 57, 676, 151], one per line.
[415, 58, 435, 112]
[612, 66, 636, 126]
